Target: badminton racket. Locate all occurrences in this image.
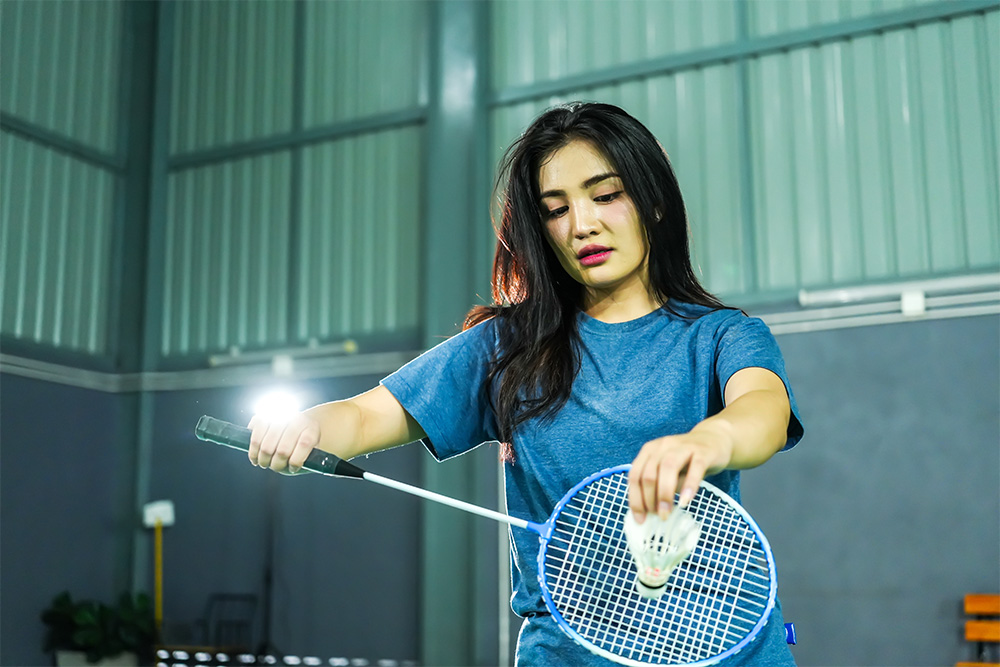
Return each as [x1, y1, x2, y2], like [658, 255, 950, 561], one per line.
[195, 415, 777, 666]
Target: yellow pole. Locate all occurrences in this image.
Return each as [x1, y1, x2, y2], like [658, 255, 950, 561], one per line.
[155, 519, 163, 636]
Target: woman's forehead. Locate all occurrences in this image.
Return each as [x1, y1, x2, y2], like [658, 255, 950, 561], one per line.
[538, 139, 615, 192]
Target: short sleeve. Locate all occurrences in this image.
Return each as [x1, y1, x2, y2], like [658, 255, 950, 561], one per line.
[380, 320, 499, 461]
[714, 314, 805, 450]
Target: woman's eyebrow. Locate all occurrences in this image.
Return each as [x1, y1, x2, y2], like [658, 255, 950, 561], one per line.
[539, 172, 620, 200]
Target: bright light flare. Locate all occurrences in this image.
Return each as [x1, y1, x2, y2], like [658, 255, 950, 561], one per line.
[252, 389, 303, 421]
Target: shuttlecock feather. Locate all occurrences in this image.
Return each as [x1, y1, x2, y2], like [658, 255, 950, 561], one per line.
[623, 508, 701, 599]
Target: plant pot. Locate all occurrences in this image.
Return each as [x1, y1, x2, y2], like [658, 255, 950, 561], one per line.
[55, 650, 138, 667]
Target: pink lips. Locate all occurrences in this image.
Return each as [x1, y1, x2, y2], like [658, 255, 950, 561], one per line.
[577, 245, 612, 267]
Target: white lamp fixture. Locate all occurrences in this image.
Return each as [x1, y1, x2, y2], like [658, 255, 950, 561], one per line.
[797, 273, 999, 307]
[208, 338, 358, 371]
[252, 389, 303, 421]
[760, 272, 1000, 335]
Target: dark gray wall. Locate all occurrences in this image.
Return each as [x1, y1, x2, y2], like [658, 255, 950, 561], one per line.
[145, 375, 423, 662]
[741, 314, 1000, 667]
[0, 371, 427, 666]
[0, 375, 132, 667]
[1, 364, 505, 667]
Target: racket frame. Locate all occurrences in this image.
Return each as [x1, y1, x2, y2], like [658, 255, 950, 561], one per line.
[535, 465, 778, 667]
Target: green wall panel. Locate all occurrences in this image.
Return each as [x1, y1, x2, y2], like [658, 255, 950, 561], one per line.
[302, 0, 428, 126]
[170, 1, 295, 155]
[490, 0, 739, 91]
[297, 127, 423, 340]
[0, 0, 123, 153]
[748, 12, 999, 292]
[748, 0, 941, 36]
[162, 153, 292, 356]
[160, 0, 431, 360]
[1, 133, 115, 353]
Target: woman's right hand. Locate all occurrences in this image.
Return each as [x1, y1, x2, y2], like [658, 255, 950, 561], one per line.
[243, 386, 427, 475]
[247, 412, 322, 474]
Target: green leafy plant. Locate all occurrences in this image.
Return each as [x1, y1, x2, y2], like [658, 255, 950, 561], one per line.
[41, 591, 154, 664]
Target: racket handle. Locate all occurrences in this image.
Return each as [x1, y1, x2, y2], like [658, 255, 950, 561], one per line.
[195, 415, 366, 479]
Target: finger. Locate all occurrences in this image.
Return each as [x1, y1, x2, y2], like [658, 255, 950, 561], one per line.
[627, 449, 652, 523]
[639, 456, 662, 522]
[270, 432, 294, 471]
[287, 424, 320, 474]
[271, 420, 307, 472]
[678, 458, 708, 508]
[247, 415, 264, 465]
[256, 420, 287, 469]
[655, 455, 683, 520]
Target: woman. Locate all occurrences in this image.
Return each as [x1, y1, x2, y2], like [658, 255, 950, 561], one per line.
[248, 102, 804, 665]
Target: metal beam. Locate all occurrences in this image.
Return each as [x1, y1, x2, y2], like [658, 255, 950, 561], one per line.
[734, 0, 759, 296]
[168, 106, 426, 171]
[0, 349, 421, 393]
[287, 0, 307, 356]
[0, 112, 124, 172]
[421, 1, 492, 665]
[111, 0, 159, 599]
[130, 0, 176, 598]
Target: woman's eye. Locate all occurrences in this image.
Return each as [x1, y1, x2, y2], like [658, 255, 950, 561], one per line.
[595, 191, 621, 203]
[546, 206, 568, 219]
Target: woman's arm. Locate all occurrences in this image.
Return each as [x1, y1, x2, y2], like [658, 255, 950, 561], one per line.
[248, 385, 426, 473]
[627, 366, 791, 522]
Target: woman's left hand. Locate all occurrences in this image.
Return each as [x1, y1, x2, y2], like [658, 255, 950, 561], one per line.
[626, 425, 734, 523]
[627, 368, 792, 523]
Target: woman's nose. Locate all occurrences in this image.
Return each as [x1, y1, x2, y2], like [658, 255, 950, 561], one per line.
[569, 205, 600, 238]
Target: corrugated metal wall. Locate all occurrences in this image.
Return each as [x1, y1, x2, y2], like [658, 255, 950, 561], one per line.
[749, 12, 1000, 292]
[163, 0, 428, 358]
[0, 0, 123, 354]
[489, 0, 999, 301]
[0, 133, 116, 354]
[4, 0, 996, 362]
[0, 0, 122, 152]
[170, 1, 295, 155]
[302, 0, 428, 124]
[749, 0, 939, 34]
[491, 0, 738, 90]
[298, 127, 423, 341]
[162, 154, 292, 356]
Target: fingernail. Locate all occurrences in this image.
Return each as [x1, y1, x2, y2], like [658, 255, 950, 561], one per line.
[658, 501, 671, 519]
[634, 511, 645, 524]
[678, 489, 694, 508]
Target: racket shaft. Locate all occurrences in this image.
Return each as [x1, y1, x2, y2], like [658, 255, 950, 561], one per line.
[196, 416, 533, 531]
[364, 472, 530, 530]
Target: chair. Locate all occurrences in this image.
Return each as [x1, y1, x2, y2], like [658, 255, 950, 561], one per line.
[957, 594, 1000, 667]
[196, 593, 258, 652]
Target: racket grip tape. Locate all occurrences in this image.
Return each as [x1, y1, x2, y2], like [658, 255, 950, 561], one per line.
[194, 415, 366, 479]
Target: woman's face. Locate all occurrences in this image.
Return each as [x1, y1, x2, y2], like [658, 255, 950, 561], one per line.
[538, 139, 650, 305]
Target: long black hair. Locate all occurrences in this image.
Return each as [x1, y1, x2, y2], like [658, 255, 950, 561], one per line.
[466, 102, 726, 460]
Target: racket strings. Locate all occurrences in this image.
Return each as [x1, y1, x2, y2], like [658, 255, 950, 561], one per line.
[541, 472, 773, 665]
[666, 492, 767, 659]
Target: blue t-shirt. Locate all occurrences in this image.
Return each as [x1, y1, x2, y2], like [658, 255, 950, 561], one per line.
[381, 302, 804, 665]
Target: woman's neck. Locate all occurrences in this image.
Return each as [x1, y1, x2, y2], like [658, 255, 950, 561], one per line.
[582, 281, 662, 323]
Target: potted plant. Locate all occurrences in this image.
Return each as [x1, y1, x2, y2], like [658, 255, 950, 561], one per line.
[41, 591, 155, 666]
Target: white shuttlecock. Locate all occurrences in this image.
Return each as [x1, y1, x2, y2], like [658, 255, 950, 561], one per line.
[623, 507, 701, 599]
